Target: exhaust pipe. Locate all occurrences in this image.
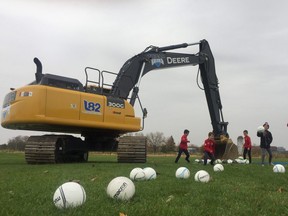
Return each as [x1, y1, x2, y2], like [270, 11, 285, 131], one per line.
[34, 57, 43, 83]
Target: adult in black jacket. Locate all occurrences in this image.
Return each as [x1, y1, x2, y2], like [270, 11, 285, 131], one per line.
[257, 122, 273, 166]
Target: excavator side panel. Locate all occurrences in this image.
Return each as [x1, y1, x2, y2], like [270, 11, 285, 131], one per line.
[2, 85, 141, 133]
[46, 87, 81, 120]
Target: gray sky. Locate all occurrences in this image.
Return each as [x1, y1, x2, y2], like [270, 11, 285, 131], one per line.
[1, 0, 288, 149]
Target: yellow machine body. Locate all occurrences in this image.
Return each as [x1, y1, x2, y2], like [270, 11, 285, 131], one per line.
[1, 85, 141, 134]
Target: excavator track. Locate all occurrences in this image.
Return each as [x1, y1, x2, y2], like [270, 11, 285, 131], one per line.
[117, 136, 147, 163]
[25, 135, 88, 164]
[25, 135, 59, 164]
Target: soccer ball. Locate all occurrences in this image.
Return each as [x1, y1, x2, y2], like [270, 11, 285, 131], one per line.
[273, 164, 286, 173]
[143, 167, 157, 180]
[257, 126, 265, 133]
[227, 159, 233, 164]
[215, 159, 222, 164]
[53, 182, 86, 209]
[194, 170, 210, 183]
[175, 167, 190, 179]
[243, 159, 249, 164]
[213, 164, 224, 172]
[107, 176, 135, 201]
[129, 168, 146, 181]
[235, 158, 244, 164]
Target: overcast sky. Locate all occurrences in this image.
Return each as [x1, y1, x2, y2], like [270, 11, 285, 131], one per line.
[1, 0, 288, 149]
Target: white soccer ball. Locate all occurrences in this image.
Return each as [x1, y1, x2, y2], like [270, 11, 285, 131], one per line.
[215, 159, 222, 164]
[107, 176, 135, 201]
[175, 167, 190, 179]
[243, 159, 249, 164]
[194, 170, 210, 183]
[53, 182, 86, 209]
[143, 167, 157, 180]
[227, 159, 233, 164]
[213, 164, 224, 172]
[194, 171, 200, 182]
[273, 164, 286, 173]
[257, 126, 265, 133]
[235, 158, 244, 164]
[129, 168, 146, 181]
[238, 156, 244, 160]
[195, 159, 200, 163]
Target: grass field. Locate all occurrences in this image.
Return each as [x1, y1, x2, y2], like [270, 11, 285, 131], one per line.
[0, 152, 288, 216]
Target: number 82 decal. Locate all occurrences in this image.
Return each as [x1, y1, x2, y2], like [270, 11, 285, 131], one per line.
[84, 100, 101, 112]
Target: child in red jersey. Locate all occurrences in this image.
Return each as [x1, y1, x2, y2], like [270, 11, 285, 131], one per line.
[203, 132, 216, 165]
[175, 129, 190, 163]
[243, 130, 252, 163]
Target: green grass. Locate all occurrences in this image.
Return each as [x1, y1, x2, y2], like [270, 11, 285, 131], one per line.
[0, 152, 288, 216]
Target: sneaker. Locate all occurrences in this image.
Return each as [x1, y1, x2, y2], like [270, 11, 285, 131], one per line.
[261, 164, 264, 166]
[269, 163, 274, 166]
[185, 158, 190, 163]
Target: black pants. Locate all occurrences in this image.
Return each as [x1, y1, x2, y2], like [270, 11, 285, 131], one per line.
[243, 148, 252, 163]
[175, 148, 190, 163]
[261, 147, 272, 164]
[204, 151, 215, 165]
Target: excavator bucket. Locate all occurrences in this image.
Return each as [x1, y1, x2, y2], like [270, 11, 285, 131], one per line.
[214, 135, 238, 159]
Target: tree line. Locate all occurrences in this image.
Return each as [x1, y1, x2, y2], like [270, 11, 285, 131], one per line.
[0, 132, 195, 154]
[0, 136, 29, 151]
[127, 132, 200, 154]
[4, 133, 285, 157]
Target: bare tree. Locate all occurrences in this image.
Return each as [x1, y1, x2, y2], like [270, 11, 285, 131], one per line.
[0, 144, 7, 150]
[7, 136, 29, 151]
[161, 136, 176, 153]
[146, 132, 166, 154]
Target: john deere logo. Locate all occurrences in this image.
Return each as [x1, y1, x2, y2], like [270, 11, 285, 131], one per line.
[151, 58, 164, 68]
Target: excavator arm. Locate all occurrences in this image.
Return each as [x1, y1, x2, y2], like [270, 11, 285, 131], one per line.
[111, 39, 228, 138]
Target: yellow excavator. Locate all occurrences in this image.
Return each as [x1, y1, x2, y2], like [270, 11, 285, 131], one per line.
[1, 39, 238, 164]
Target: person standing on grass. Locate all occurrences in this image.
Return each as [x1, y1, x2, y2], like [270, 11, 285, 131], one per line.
[243, 130, 252, 164]
[203, 132, 216, 165]
[257, 122, 273, 166]
[175, 129, 190, 163]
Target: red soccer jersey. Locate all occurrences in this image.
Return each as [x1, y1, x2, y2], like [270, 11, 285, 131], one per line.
[243, 135, 252, 149]
[204, 138, 215, 154]
[179, 134, 189, 150]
